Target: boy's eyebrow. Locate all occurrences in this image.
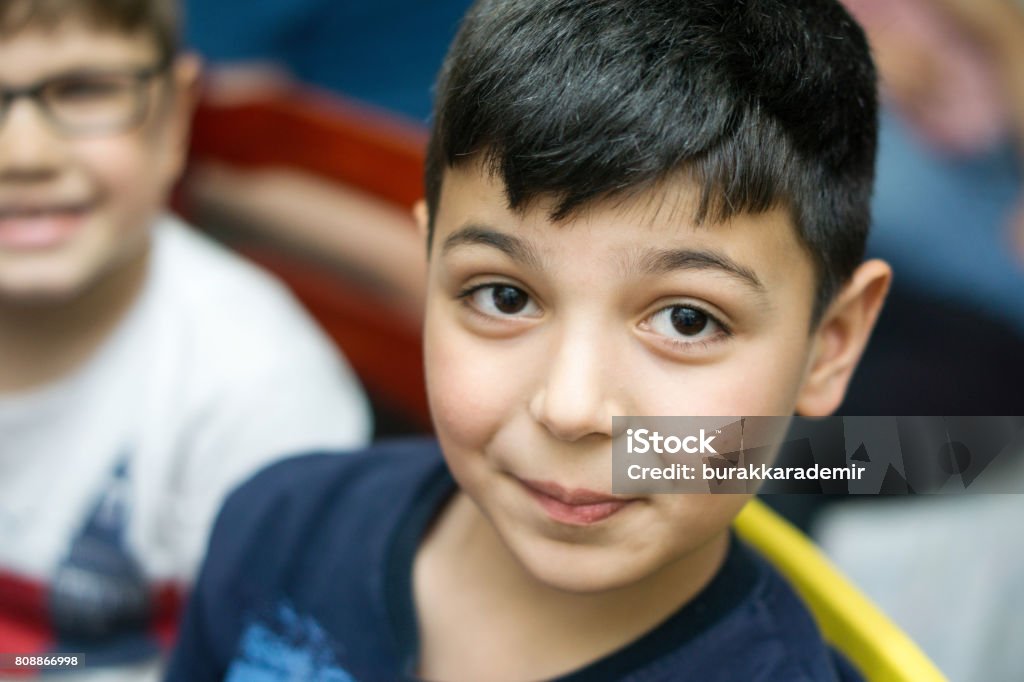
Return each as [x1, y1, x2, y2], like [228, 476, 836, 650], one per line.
[440, 226, 765, 292]
[441, 225, 543, 270]
[637, 248, 766, 292]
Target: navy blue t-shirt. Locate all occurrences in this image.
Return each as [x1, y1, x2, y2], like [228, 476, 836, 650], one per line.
[166, 438, 861, 681]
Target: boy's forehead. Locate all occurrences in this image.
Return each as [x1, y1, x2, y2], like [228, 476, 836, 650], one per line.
[0, 21, 158, 83]
[434, 162, 815, 298]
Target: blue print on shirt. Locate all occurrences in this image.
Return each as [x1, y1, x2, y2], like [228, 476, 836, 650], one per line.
[226, 603, 356, 682]
[50, 455, 158, 664]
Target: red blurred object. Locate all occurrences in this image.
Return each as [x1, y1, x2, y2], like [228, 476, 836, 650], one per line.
[185, 89, 431, 431]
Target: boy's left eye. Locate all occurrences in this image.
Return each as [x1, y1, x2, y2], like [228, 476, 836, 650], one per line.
[462, 284, 541, 318]
[646, 305, 726, 342]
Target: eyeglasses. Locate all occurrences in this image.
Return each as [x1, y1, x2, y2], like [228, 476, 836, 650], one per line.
[0, 58, 171, 137]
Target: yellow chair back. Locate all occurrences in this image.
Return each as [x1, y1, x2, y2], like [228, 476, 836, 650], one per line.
[733, 499, 947, 682]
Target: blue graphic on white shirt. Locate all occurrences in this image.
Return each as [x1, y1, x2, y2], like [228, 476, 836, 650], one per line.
[227, 603, 357, 682]
[49, 455, 155, 662]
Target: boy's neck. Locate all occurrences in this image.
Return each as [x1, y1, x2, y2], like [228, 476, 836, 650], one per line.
[0, 248, 151, 395]
[414, 490, 730, 682]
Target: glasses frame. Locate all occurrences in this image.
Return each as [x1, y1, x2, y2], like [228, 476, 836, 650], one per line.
[0, 55, 173, 137]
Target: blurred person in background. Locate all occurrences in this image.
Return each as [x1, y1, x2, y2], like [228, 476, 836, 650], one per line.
[185, 0, 471, 123]
[179, 0, 476, 322]
[0, 0, 370, 678]
[839, 0, 1024, 416]
[816, 1, 1024, 680]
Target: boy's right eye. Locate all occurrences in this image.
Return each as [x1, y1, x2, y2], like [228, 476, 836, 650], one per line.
[460, 284, 541, 318]
[50, 76, 131, 103]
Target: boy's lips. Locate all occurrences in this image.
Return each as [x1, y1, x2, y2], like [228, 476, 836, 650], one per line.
[518, 478, 638, 525]
[0, 203, 93, 250]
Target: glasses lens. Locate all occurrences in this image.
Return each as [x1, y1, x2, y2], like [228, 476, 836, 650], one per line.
[43, 73, 145, 134]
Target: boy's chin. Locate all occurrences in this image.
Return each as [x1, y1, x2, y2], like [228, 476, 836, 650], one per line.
[0, 243, 149, 309]
[533, 568, 641, 595]
[0, 276, 84, 307]
[505, 532, 662, 595]
[0, 265, 115, 308]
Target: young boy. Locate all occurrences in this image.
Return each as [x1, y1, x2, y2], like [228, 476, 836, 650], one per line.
[168, 0, 891, 679]
[0, 0, 370, 676]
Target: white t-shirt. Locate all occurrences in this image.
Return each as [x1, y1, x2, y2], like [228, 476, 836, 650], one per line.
[0, 214, 371, 674]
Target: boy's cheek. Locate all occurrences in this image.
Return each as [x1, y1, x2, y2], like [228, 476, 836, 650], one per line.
[658, 494, 753, 556]
[79, 130, 177, 204]
[636, 355, 801, 418]
[699, 338, 809, 416]
[426, 342, 506, 450]
[424, 318, 528, 451]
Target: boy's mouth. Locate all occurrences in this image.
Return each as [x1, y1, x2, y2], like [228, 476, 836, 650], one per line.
[518, 478, 637, 526]
[0, 203, 94, 250]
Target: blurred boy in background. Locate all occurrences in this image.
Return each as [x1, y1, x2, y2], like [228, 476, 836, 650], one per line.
[0, 0, 370, 678]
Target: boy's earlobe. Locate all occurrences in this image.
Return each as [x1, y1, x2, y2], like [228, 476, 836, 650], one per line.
[413, 199, 430, 249]
[795, 259, 892, 417]
[413, 200, 428, 236]
[173, 53, 203, 105]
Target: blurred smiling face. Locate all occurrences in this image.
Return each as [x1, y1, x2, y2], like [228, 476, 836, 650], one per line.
[422, 161, 825, 593]
[0, 21, 189, 303]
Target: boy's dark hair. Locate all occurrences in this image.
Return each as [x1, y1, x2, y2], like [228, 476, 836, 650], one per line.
[0, 0, 178, 61]
[425, 0, 877, 323]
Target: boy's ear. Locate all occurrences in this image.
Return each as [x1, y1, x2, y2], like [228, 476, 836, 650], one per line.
[161, 52, 203, 181]
[172, 52, 203, 99]
[413, 199, 428, 238]
[795, 259, 892, 417]
[412, 199, 431, 256]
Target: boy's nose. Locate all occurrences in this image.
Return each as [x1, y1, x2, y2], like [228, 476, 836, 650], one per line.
[528, 327, 622, 443]
[0, 98, 65, 179]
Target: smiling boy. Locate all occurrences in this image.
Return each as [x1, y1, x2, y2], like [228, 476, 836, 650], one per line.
[168, 0, 890, 680]
[0, 1, 370, 677]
